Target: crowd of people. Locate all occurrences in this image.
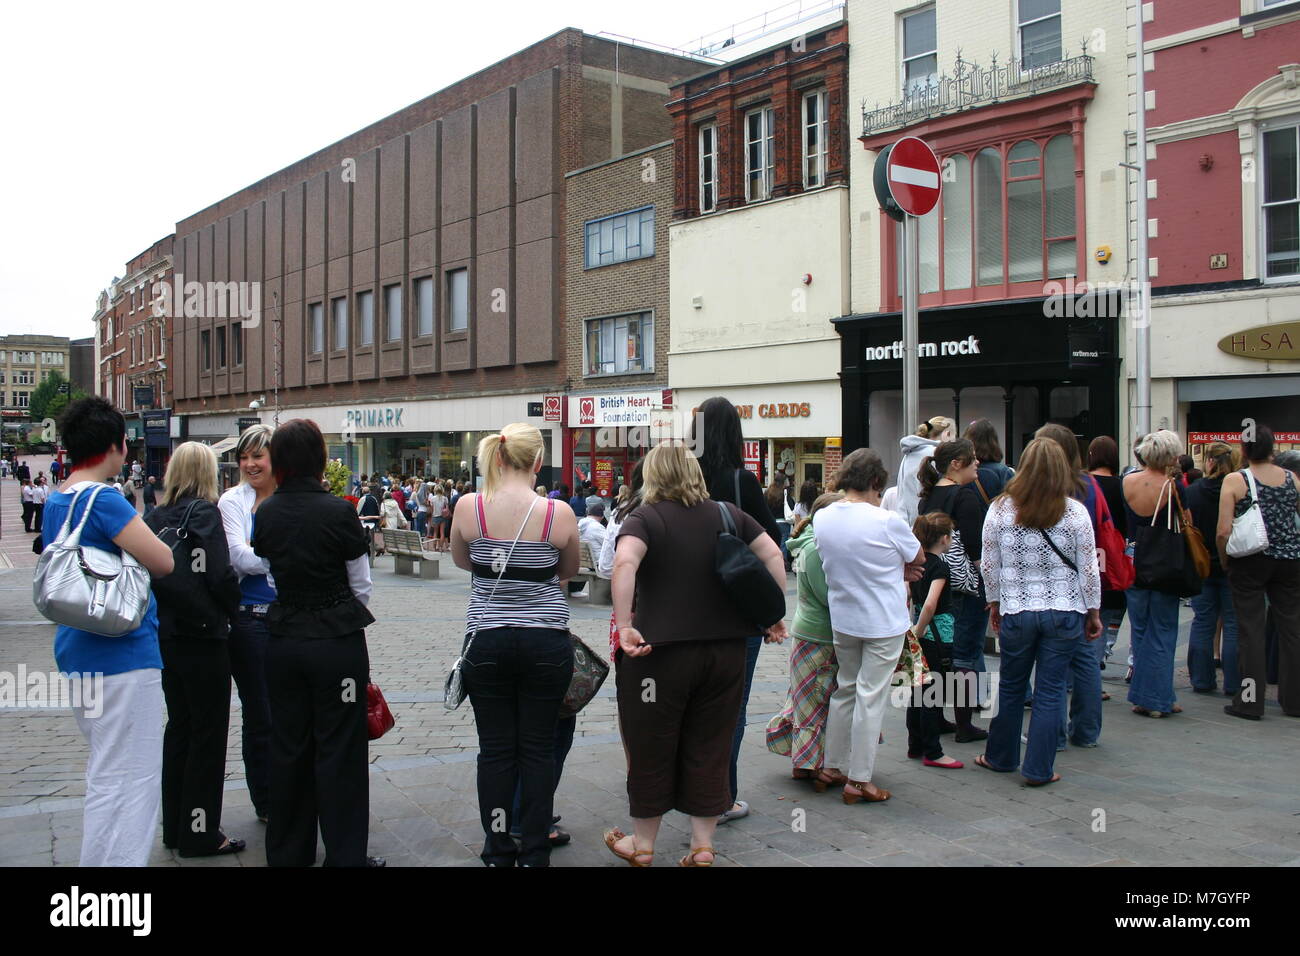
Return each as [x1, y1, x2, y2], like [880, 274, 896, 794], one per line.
[33, 393, 1300, 868]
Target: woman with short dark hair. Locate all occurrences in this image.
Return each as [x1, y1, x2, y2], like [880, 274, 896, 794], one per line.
[964, 419, 1013, 501]
[816, 447, 925, 804]
[253, 419, 381, 866]
[1217, 425, 1300, 719]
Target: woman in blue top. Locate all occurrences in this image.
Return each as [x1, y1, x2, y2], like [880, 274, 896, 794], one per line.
[41, 397, 174, 866]
[218, 423, 277, 823]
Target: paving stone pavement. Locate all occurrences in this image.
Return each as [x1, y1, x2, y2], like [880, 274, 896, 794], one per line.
[2, 518, 1299, 867]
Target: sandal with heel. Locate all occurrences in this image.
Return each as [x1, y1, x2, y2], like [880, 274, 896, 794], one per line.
[842, 779, 891, 804]
[680, 846, 715, 867]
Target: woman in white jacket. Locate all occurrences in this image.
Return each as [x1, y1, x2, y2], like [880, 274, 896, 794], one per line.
[378, 491, 408, 554]
[217, 424, 277, 823]
[895, 416, 955, 527]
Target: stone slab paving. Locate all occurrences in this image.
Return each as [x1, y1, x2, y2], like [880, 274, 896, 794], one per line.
[2, 510, 1298, 867]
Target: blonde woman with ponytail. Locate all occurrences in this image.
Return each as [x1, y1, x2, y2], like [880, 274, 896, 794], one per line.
[449, 423, 579, 867]
[896, 416, 956, 527]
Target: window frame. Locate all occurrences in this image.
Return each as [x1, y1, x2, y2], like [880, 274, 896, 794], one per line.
[232, 321, 244, 367]
[414, 276, 434, 337]
[308, 302, 325, 355]
[744, 105, 776, 203]
[802, 89, 829, 190]
[357, 289, 375, 348]
[330, 296, 348, 351]
[900, 5, 938, 94]
[582, 310, 655, 378]
[584, 206, 656, 269]
[200, 329, 211, 371]
[216, 326, 227, 369]
[1017, 0, 1063, 72]
[383, 283, 403, 342]
[698, 124, 718, 213]
[1260, 118, 1300, 282]
[445, 268, 469, 333]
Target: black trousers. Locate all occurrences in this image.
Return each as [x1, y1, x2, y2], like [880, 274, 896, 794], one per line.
[228, 610, 273, 818]
[21, 501, 33, 532]
[906, 637, 951, 760]
[462, 627, 572, 867]
[265, 631, 370, 867]
[1227, 554, 1300, 717]
[32, 503, 43, 533]
[160, 638, 232, 856]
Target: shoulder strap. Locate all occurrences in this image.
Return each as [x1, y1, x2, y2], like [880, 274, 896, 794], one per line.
[1089, 475, 1112, 524]
[469, 496, 540, 641]
[973, 476, 991, 505]
[474, 493, 488, 537]
[716, 500, 738, 536]
[1037, 525, 1078, 573]
[541, 498, 555, 541]
[734, 468, 742, 507]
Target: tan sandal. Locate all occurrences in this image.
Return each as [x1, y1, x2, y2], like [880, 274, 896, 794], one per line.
[812, 768, 847, 793]
[603, 828, 653, 867]
[842, 779, 891, 804]
[680, 846, 715, 867]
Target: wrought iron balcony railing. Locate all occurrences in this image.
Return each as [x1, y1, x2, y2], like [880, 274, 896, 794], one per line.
[862, 49, 1095, 137]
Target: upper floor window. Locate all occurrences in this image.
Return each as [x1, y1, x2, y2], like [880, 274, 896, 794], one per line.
[896, 134, 1077, 295]
[745, 106, 776, 202]
[12, 351, 33, 365]
[331, 297, 348, 350]
[699, 126, 718, 213]
[200, 330, 211, 371]
[1263, 122, 1299, 279]
[14, 391, 28, 409]
[216, 326, 227, 368]
[585, 312, 653, 376]
[384, 284, 402, 342]
[357, 290, 375, 347]
[585, 207, 655, 268]
[232, 322, 244, 366]
[446, 269, 469, 332]
[803, 90, 829, 189]
[14, 370, 33, 386]
[1018, 0, 1062, 71]
[40, 351, 63, 365]
[309, 303, 324, 354]
[415, 277, 434, 336]
[902, 6, 937, 93]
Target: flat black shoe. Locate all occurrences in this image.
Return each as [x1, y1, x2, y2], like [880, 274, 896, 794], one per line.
[937, 719, 957, 735]
[215, 837, 246, 855]
[367, 856, 387, 867]
[1223, 705, 1261, 722]
[550, 826, 571, 847]
[954, 727, 989, 743]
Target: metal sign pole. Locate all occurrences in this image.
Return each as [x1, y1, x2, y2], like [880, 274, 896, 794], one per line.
[902, 213, 920, 437]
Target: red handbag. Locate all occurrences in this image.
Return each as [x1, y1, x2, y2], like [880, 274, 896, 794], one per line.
[1091, 476, 1135, 592]
[367, 681, 395, 740]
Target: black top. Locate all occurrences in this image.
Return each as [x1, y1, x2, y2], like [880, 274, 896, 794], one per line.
[142, 482, 156, 505]
[919, 483, 985, 560]
[1123, 480, 1187, 543]
[909, 553, 952, 624]
[356, 493, 380, 518]
[252, 477, 375, 639]
[703, 466, 781, 547]
[144, 497, 240, 639]
[1185, 476, 1226, 577]
[1091, 473, 1127, 539]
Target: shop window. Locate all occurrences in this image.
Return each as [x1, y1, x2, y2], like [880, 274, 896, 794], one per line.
[415, 277, 433, 336]
[803, 90, 828, 189]
[901, 6, 937, 94]
[585, 312, 653, 376]
[446, 268, 468, 332]
[699, 125, 718, 213]
[745, 107, 775, 202]
[309, 303, 324, 354]
[975, 147, 1004, 286]
[1018, 0, 1062, 71]
[1263, 123, 1299, 279]
[357, 290, 374, 347]
[200, 330, 211, 371]
[384, 284, 402, 341]
[584, 207, 655, 268]
[331, 297, 348, 350]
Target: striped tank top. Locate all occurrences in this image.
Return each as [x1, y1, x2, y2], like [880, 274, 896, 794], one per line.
[465, 495, 569, 632]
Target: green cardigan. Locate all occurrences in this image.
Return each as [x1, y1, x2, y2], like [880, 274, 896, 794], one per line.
[788, 522, 832, 644]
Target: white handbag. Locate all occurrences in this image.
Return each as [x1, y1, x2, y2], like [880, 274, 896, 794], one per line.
[33, 483, 151, 635]
[1226, 468, 1269, 559]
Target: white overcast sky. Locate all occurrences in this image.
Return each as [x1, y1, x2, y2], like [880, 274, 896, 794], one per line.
[0, 0, 841, 341]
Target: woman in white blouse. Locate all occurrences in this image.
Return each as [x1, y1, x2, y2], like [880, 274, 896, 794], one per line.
[976, 438, 1101, 787]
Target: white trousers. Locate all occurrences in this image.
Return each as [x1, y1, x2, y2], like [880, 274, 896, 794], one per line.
[824, 630, 904, 782]
[74, 668, 163, 867]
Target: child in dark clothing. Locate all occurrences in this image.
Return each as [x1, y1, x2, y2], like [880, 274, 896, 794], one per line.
[907, 513, 963, 768]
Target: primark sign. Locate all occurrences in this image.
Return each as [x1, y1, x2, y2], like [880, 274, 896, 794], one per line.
[344, 406, 405, 429]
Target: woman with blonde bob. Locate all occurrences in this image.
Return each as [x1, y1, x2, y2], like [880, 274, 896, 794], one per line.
[144, 441, 244, 856]
[976, 438, 1101, 786]
[450, 422, 579, 867]
[604, 443, 787, 866]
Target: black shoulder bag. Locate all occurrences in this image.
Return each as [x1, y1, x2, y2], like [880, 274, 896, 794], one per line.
[715, 500, 786, 631]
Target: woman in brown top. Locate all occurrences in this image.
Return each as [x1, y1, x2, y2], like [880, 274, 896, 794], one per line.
[604, 444, 787, 866]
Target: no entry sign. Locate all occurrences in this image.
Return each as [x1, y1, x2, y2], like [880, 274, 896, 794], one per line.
[885, 136, 941, 217]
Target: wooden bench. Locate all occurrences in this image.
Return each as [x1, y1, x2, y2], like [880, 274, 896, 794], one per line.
[385, 528, 440, 579]
[569, 541, 611, 605]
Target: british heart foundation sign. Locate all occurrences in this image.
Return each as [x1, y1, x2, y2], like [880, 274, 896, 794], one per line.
[1217, 321, 1300, 360]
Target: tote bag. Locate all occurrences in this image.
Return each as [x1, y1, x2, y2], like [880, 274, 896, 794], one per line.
[1133, 480, 1202, 598]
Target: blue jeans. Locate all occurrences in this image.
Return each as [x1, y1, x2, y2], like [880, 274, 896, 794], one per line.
[1060, 632, 1103, 746]
[229, 610, 273, 818]
[1188, 576, 1239, 694]
[728, 635, 763, 804]
[951, 590, 988, 673]
[1100, 606, 1126, 664]
[414, 512, 427, 536]
[986, 609, 1084, 782]
[1126, 587, 1181, 713]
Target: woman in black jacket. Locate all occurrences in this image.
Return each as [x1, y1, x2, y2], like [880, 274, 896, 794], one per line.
[252, 420, 381, 867]
[144, 441, 244, 857]
[691, 396, 782, 825]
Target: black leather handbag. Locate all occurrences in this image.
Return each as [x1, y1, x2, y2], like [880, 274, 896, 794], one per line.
[715, 501, 786, 630]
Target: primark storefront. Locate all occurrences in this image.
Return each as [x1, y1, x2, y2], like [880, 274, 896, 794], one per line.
[835, 294, 1120, 478]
